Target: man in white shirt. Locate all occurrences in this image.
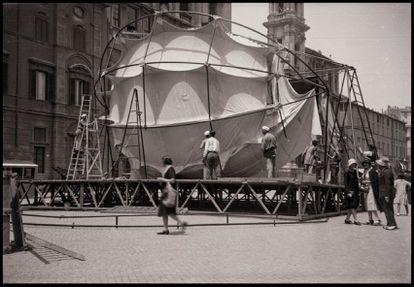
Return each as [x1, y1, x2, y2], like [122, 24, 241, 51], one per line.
[200, 130, 210, 179]
[204, 130, 221, 179]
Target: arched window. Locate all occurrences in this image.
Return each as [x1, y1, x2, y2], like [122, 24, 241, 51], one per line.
[68, 66, 91, 106]
[73, 25, 86, 52]
[35, 12, 49, 43]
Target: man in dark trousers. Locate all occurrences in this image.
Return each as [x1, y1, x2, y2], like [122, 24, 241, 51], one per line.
[261, 126, 277, 178]
[376, 157, 398, 230]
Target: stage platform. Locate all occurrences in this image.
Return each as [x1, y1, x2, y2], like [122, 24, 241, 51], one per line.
[13, 177, 353, 221]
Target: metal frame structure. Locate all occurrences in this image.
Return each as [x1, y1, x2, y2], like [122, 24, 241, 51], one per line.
[93, 11, 341, 180]
[54, 11, 375, 218]
[16, 178, 352, 221]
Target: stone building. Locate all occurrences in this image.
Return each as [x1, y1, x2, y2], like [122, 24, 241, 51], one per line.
[2, 3, 231, 179]
[385, 106, 411, 171]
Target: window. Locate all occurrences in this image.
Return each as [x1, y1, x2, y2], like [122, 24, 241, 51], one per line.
[35, 71, 46, 100]
[209, 3, 218, 15]
[34, 146, 45, 173]
[126, 6, 139, 30]
[112, 4, 121, 27]
[73, 25, 86, 52]
[180, 3, 191, 22]
[30, 61, 55, 102]
[3, 60, 7, 95]
[68, 66, 91, 106]
[180, 3, 189, 11]
[35, 13, 49, 43]
[34, 127, 47, 143]
[69, 78, 89, 106]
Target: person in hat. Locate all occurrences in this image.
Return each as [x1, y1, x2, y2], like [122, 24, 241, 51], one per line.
[200, 130, 210, 179]
[376, 157, 398, 230]
[360, 157, 382, 225]
[343, 158, 362, 225]
[303, 139, 320, 174]
[261, 126, 277, 178]
[203, 130, 221, 179]
[74, 113, 88, 151]
[156, 156, 187, 235]
[394, 173, 410, 216]
[327, 144, 341, 184]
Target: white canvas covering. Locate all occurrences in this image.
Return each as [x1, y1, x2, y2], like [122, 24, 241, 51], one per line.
[103, 17, 321, 178]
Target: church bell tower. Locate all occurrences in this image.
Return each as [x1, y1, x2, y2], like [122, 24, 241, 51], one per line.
[263, 3, 309, 73]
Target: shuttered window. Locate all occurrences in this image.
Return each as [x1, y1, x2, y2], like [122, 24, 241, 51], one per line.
[69, 78, 90, 106]
[35, 15, 49, 43]
[30, 62, 55, 102]
[73, 25, 86, 52]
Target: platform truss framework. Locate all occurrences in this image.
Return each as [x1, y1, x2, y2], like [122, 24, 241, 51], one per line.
[16, 178, 357, 221]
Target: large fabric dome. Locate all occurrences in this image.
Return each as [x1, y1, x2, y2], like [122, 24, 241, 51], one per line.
[102, 16, 321, 178]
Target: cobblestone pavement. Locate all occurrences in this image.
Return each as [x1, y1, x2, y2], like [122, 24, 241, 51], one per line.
[3, 208, 411, 283]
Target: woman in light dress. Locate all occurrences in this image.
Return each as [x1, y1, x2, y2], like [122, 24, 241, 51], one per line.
[360, 157, 382, 225]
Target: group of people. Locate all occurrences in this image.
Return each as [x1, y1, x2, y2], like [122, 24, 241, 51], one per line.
[155, 128, 410, 234]
[343, 155, 411, 231]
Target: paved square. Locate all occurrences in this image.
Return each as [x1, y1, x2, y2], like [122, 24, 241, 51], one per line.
[3, 209, 411, 283]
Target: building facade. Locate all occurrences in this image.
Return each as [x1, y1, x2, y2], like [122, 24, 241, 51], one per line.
[385, 106, 411, 171]
[264, 2, 408, 172]
[2, 3, 231, 179]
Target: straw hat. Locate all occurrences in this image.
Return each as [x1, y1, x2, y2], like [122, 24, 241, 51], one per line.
[348, 158, 357, 167]
[262, 126, 270, 132]
[376, 158, 388, 167]
[204, 130, 210, 136]
[81, 113, 87, 118]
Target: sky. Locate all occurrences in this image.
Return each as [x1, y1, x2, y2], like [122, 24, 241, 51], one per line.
[231, 3, 411, 112]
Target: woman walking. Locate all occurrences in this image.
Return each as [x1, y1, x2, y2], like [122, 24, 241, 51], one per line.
[360, 157, 382, 225]
[344, 158, 361, 225]
[157, 156, 187, 235]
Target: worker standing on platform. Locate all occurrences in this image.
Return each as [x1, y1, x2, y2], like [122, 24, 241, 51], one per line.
[200, 130, 210, 179]
[327, 145, 341, 184]
[203, 131, 221, 179]
[261, 126, 277, 178]
[303, 139, 320, 174]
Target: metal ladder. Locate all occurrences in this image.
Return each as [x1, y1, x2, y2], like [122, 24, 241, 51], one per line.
[341, 67, 376, 161]
[112, 88, 146, 178]
[66, 94, 103, 180]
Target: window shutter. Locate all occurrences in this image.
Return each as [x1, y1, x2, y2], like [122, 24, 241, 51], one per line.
[83, 80, 90, 95]
[30, 70, 37, 99]
[69, 78, 76, 105]
[47, 73, 55, 102]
